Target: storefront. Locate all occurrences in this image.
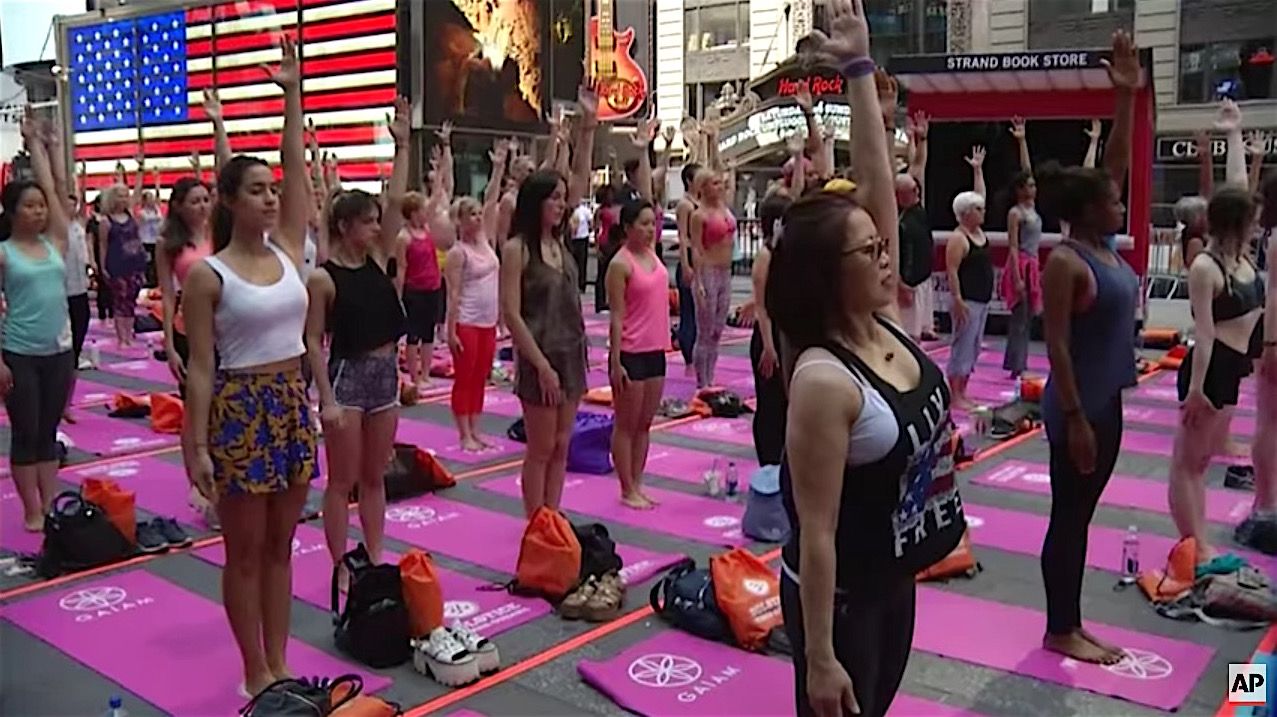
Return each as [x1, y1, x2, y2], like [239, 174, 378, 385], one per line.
[1151, 130, 1277, 224]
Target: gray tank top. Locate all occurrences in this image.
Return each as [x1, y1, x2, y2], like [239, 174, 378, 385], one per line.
[1014, 204, 1043, 255]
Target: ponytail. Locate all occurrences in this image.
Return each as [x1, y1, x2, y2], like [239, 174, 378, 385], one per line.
[212, 202, 233, 252]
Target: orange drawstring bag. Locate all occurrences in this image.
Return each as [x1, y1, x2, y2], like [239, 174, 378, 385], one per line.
[584, 387, 613, 406]
[1138, 536, 1198, 603]
[916, 528, 981, 581]
[150, 393, 184, 434]
[399, 549, 444, 637]
[82, 477, 137, 545]
[710, 547, 783, 651]
[512, 507, 581, 601]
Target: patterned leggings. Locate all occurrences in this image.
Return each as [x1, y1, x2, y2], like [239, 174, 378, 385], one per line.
[693, 264, 732, 388]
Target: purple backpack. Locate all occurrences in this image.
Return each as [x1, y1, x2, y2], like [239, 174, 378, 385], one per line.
[567, 412, 614, 474]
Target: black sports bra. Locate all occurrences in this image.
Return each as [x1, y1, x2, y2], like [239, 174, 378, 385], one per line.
[1205, 252, 1265, 322]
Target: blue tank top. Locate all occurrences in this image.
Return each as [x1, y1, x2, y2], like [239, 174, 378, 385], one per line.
[1042, 240, 1139, 433]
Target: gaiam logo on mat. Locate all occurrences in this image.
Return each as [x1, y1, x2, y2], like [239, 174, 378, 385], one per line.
[742, 579, 770, 597]
[445, 600, 480, 619]
[703, 516, 740, 529]
[965, 515, 984, 529]
[386, 506, 436, 524]
[628, 654, 702, 688]
[59, 587, 154, 623]
[1104, 648, 1174, 680]
[112, 437, 143, 448]
[291, 540, 324, 557]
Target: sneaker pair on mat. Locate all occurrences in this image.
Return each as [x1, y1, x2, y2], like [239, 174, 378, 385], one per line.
[136, 517, 192, 553]
[412, 622, 499, 687]
[560, 572, 624, 622]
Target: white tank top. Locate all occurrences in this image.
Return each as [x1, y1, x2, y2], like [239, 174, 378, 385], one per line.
[203, 242, 308, 371]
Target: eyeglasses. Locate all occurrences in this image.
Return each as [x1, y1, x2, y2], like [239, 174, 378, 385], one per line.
[842, 235, 889, 261]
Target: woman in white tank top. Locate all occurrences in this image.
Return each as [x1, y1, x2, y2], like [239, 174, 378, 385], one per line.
[179, 37, 318, 698]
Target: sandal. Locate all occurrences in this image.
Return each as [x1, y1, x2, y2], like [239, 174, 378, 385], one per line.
[584, 572, 624, 622]
[560, 577, 596, 620]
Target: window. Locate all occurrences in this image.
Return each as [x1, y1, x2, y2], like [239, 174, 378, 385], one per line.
[1179, 38, 1275, 103]
[685, 82, 727, 119]
[814, 1, 947, 63]
[685, 1, 750, 52]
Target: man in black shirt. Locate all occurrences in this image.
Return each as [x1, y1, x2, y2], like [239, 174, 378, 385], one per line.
[897, 115, 934, 341]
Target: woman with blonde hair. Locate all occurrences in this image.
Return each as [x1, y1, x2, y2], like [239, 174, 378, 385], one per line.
[96, 178, 148, 349]
[688, 167, 738, 389]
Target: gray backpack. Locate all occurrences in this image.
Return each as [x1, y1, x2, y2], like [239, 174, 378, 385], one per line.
[742, 466, 790, 543]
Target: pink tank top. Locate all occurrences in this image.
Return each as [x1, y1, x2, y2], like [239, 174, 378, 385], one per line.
[619, 246, 670, 353]
[702, 210, 737, 249]
[456, 241, 500, 327]
[172, 239, 212, 289]
[404, 227, 441, 291]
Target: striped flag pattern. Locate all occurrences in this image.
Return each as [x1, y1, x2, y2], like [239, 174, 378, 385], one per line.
[65, 0, 397, 198]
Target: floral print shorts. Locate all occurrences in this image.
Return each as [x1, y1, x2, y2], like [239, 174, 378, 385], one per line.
[210, 369, 318, 496]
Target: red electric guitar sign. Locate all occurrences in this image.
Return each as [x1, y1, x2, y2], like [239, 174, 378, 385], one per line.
[587, 0, 649, 121]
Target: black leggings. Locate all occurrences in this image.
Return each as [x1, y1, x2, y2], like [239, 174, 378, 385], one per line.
[570, 238, 589, 293]
[781, 572, 915, 717]
[1041, 397, 1123, 635]
[750, 324, 786, 466]
[96, 280, 114, 320]
[68, 293, 90, 362]
[3, 350, 75, 465]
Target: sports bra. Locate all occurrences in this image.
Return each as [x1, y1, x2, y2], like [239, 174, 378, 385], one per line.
[1204, 251, 1264, 322]
[789, 357, 899, 466]
[701, 210, 737, 249]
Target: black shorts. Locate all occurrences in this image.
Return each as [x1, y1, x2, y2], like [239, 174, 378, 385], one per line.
[620, 350, 666, 381]
[403, 288, 442, 344]
[1178, 340, 1253, 409]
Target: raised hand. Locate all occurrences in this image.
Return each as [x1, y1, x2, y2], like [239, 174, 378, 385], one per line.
[578, 81, 600, 121]
[439, 120, 454, 145]
[260, 34, 300, 89]
[874, 68, 899, 107]
[662, 124, 677, 146]
[632, 117, 658, 147]
[1102, 30, 1141, 90]
[19, 106, 38, 141]
[1246, 131, 1271, 157]
[794, 80, 814, 112]
[1009, 116, 1026, 141]
[201, 88, 223, 122]
[188, 151, 201, 170]
[910, 111, 930, 140]
[802, 0, 870, 65]
[1085, 119, 1102, 140]
[965, 145, 986, 168]
[1194, 130, 1211, 157]
[785, 130, 806, 155]
[1214, 98, 1242, 133]
[388, 96, 410, 146]
[489, 139, 509, 165]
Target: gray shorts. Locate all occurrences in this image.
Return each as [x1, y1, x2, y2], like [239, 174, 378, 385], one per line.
[329, 353, 399, 413]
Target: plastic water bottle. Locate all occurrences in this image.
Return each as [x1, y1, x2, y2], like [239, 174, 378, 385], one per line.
[89, 342, 101, 368]
[704, 458, 721, 497]
[103, 695, 128, 717]
[724, 462, 739, 501]
[1120, 526, 1140, 583]
[1012, 378, 1022, 403]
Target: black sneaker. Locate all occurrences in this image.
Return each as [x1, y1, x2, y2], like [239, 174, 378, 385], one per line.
[1225, 465, 1256, 491]
[1235, 514, 1277, 555]
[155, 517, 192, 548]
[135, 519, 168, 553]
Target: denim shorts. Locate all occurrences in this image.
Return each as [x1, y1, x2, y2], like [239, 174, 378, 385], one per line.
[329, 353, 399, 413]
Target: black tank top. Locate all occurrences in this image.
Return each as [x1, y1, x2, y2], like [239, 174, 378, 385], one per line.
[324, 257, 406, 359]
[1204, 252, 1264, 322]
[957, 229, 994, 303]
[780, 319, 966, 583]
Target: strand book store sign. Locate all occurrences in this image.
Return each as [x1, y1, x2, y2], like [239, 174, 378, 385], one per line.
[717, 67, 850, 159]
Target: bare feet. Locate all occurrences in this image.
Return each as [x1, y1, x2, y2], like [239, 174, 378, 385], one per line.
[268, 665, 294, 682]
[1225, 439, 1249, 457]
[1043, 630, 1123, 665]
[23, 516, 43, 533]
[953, 396, 977, 411]
[335, 563, 350, 594]
[1078, 627, 1126, 662]
[474, 433, 496, 450]
[460, 437, 485, 453]
[243, 671, 277, 698]
[621, 493, 654, 510]
[638, 490, 660, 506]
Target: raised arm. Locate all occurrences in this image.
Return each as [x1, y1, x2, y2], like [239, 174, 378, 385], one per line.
[1247, 132, 1267, 193]
[130, 151, 145, 211]
[377, 97, 411, 254]
[653, 126, 676, 204]
[1100, 30, 1139, 184]
[482, 141, 510, 242]
[795, 82, 829, 180]
[1010, 117, 1031, 171]
[203, 89, 231, 172]
[965, 146, 987, 199]
[266, 36, 308, 264]
[1215, 100, 1247, 189]
[908, 112, 929, 198]
[567, 84, 599, 210]
[1193, 131, 1213, 194]
[630, 119, 657, 204]
[21, 110, 69, 256]
[1083, 120, 1102, 170]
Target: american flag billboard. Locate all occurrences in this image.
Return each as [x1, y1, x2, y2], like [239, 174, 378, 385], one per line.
[61, 0, 397, 198]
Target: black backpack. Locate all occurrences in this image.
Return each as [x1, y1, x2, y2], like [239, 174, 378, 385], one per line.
[331, 544, 411, 668]
[698, 389, 752, 418]
[37, 491, 133, 578]
[239, 675, 362, 716]
[574, 523, 623, 582]
[649, 558, 732, 643]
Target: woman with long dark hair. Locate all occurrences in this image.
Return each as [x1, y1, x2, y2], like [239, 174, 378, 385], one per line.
[1037, 29, 1141, 665]
[771, 6, 964, 715]
[1000, 122, 1044, 379]
[182, 37, 317, 696]
[157, 178, 214, 386]
[1, 111, 74, 532]
[500, 85, 597, 518]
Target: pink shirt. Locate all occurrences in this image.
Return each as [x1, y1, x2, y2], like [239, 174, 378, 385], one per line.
[172, 239, 212, 289]
[618, 246, 670, 353]
[454, 241, 499, 328]
[404, 227, 442, 291]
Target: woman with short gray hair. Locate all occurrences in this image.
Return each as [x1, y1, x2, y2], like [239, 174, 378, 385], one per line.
[944, 147, 989, 410]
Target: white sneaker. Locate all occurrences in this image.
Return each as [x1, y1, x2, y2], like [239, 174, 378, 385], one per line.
[412, 627, 479, 687]
[447, 620, 500, 674]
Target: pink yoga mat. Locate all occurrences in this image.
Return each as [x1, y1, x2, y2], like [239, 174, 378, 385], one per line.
[1123, 429, 1248, 466]
[1123, 404, 1256, 436]
[972, 460, 1253, 525]
[578, 629, 976, 717]
[664, 417, 754, 448]
[962, 500, 1277, 577]
[194, 523, 551, 636]
[481, 390, 610, 419]
[480, 473, 745, 546]
[71, 380, 125, 407]
[97, 357, 177, 386]
[1133, 375, 1257, 412]
[373, 494, 683, 586]
[1, 484, 42, 554]
[932, 345, 1051, 372]
[2, 570, 392, 715]
[915, 586, 1212, 710]
[396, 418, 523, 464]
[644, 444, 759, 487]
[60, 412, 179, 457]
[65, 456, 210, 530]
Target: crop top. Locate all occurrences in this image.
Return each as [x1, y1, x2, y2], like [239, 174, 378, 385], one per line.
[1203, 252, 1264, 322]
[323, 256, 406, 359]
[701, 211, 737, 249]
[203, 242, 308, 371]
